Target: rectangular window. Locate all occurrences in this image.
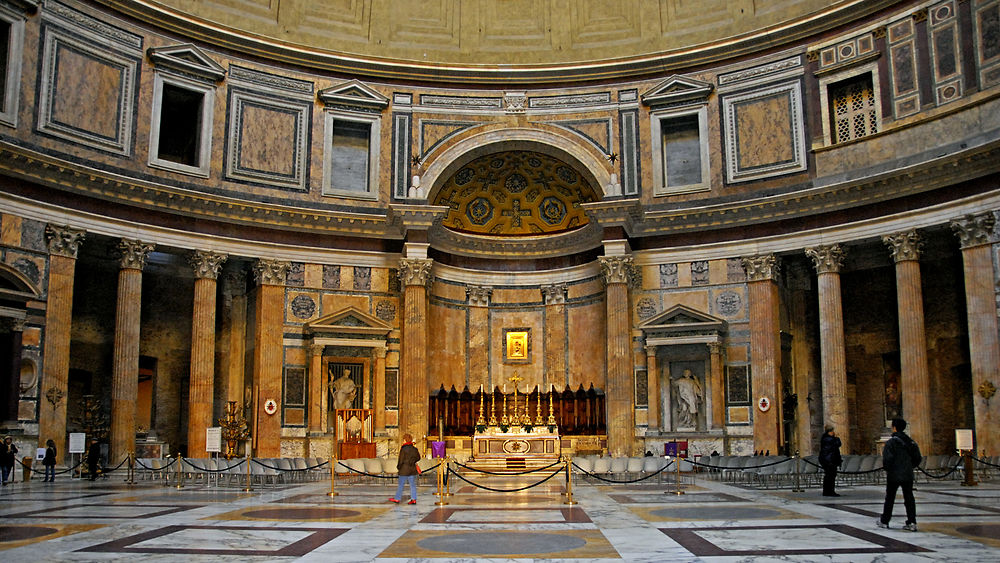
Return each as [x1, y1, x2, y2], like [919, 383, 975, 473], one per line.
[649, 106, 710, 196]
[148, 73, 214, 177]
[828, 72, 878, 144]
[0, 8, 25, 128]
[329, 119, 371, 193]
[0, 21, 9, 114]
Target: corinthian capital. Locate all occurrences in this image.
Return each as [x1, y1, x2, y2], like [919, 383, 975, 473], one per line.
[252, 258, 289, 286]
[951, 212, 996, 249]
[541, 283, 568, 305]
[466, 285, 493, 307]
[883, 230, 922, 262]
[45, 225, 85, 258]
[741, 254, 780, 282]
[805, 243, 845, 274]
[118, 239, 154, 270]
[599, 255, 639, 287]
[190, 250, 228, 280]
[398, 258, 433, 286]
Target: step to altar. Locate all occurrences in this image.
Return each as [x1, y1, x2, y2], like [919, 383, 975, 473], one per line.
[460, 456, 563, 474]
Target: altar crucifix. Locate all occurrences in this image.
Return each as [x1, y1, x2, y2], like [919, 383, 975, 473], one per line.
[509, 372, 524, 424]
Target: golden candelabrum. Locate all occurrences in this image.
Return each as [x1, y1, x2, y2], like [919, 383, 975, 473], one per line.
[547, 386, 557, 426]
[219, 401, 250, 459]
[476, 385, 486, 426]
[500, 392, 509, 426]
[534, 389, 544, 425]
[489, 389, 498, 426]
[521, 388, 531, 426]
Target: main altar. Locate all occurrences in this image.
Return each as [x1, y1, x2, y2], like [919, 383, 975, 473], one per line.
[471, 374, 560, 464]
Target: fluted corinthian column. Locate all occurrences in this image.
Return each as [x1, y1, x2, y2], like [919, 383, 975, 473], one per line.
[399, 258, 432, 445]
[40, 225, 85, 461]
[541, 283, 568, 389]
[742, 255, 782, 453]
[222, 271, 247, 405]
[952, 213, 1000, 455]
[374, 346, 387, 433]
[883, 230, 932, 448]
[600, 255, 638, 457]
[708, 341, 725, 430]
[111, 239, 154, 462]
[646, 346, 659, 432]
[252, 258, 288, 457]
[186, 250, 227, 458]
[308, 344, 324, 433]
[805, 244, 849, 451]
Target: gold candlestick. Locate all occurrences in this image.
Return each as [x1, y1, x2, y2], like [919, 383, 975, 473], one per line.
[547, 384, 556, 426]
[489, 388, 498, 426]
[535, 389, 543, 425]
[501, 392, 508, 426]
[476, 384, 486, 426]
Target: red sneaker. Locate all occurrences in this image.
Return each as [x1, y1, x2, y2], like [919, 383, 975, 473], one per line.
[389, 498, 400, 503]
[408, 499, 417, 505]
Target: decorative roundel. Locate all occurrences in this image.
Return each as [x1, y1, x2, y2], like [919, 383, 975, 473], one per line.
[502, 439, 530, 454]
[264, 399, 278, 415]
[539, 196, 567, 225]
[757, 396, 771, 412]
[455, 167, 475, 185]
[505, 172, 527, 193]
[555, 165, 578, 184]
[467, 197, 494, 225]
[290, 294, 316, 319]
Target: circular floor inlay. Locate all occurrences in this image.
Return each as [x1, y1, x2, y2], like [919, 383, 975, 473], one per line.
[0, 526, 59, 542]
[418, 531, 586, 555]
[650, 506, 783, 520]
[956, 524, 1000, 539]
[242, 507, 360, 520]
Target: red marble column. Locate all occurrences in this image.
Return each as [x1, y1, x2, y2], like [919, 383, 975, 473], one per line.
[374, 346, 387, 433]
[600, 255, 637, 457]
[708, 341, 725, 430]
[883, 230, 932, 449]
[805, 243, 849, 452]
[252, 259, 288, 458]
[223, 271, 248, 405]
[186, 250, 226, 458]
[952, 213, 1000, 455]
[307, 343, 324, 433]
[742, 254, 782, 453]
[399, 258, 432, 445]
[40, 225, 85, 461]
[646, 346, 659, 432]
[111, 239, 154, 463]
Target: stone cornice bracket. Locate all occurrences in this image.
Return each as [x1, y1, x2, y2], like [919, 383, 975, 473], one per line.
[541, 283, 568, 305]
[951, 212, 997, 249]
[883, 230, 923, 262]
[45, 224, 85, 258]
[398, 258, 433, 287]
[189, 250, 228, 280]
[118, 239, 154, 270]
[741, 254, 780, 282]
[387, 204, 449, 238]
[599, 255, 640, 287]
[252, 258, 290, 286]
[466, 285, 493, 307]
[805, 243, 846, 274]
[581, 199, 642, 236]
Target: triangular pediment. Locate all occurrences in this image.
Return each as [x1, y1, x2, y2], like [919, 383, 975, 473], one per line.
[147, 44, 226, 83]
[318, 80, 389, 111]
[641, 75, 714, 108]
[639, 304, 725, 334]
[307, 306, 392, 336]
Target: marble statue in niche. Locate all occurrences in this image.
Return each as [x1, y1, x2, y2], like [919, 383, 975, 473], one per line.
[672, 368, 703, 430]
[330, 371, 357, 410]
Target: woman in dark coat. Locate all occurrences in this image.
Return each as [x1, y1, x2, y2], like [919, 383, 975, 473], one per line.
[1, 436, 17, 485]
[43, 439, 57, 482]
[390, 433, 421, 504]
[819, 424, 843, 496]
[87, 439, 101, 481]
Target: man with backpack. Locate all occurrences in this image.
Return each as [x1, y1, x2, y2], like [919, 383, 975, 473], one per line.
[876, 418, 922, 532]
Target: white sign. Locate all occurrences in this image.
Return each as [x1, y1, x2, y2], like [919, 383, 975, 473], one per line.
[206, 427, 222, 453]
[69, 432, 86, 454]
[955, 428, 974, 451]
[36, 448, 46, 461]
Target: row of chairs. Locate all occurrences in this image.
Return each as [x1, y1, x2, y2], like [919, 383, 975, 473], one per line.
[571, 456, 694, 484]
[135, 457, 328, 487]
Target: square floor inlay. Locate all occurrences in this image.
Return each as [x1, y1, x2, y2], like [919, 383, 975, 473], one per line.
[379, 529, 618, 559]
[630, 502, 810, 522]
[659, 524, 932, 556]
[77, 525, 347, 556]
[203, 504, 388, 522]
[420, 507, 591, 524]
[5, 503, 199, 519]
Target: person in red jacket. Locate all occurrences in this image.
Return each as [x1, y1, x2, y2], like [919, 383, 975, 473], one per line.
[389, 434, 421, 505]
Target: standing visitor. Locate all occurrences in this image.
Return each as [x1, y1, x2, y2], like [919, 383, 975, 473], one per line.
[876, 418, 922, 531]
[87, 439, 101, 481]
[43, 439, 57, 482]
[1, 436, 17, 485]
[819, 424, 843, 496]
[390, 433, 421, 504]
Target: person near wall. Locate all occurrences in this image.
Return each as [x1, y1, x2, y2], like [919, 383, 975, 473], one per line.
[389, 433, 421, 505]
[1, 436, 18, 485]
[43, 439, 57, 483]
[87, 439, 101, 481]
[876, 418, 922, 532]
[819, 424, 843, 497]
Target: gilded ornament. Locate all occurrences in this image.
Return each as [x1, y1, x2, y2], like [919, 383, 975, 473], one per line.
[979, 380, 997, 403]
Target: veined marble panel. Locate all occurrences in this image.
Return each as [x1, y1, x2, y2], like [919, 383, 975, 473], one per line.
[722, 81, 807, 182]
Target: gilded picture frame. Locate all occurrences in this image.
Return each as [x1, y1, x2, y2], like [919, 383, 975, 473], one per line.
[503, 328, 531, 364]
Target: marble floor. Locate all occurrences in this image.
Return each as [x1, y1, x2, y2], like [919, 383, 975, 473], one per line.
[1, 467, 998, 561]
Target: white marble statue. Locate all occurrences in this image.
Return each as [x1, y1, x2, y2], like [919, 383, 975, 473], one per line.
[330, 371, 357, 410]
[672, 368, 703, 428]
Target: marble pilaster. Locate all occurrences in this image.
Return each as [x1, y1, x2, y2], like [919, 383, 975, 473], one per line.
[646, 346, 659, 432]
[952, 213, 1000, 455]
[742, 254, 782, 453]
[883, 230, 932, 448]
[222, 271, 248, 405]
[708, 341, 725, 430]
[39, 225, 84, 460]
[186, 250, 226, 458]
[466, 286, 491, 390]
[374, 346, 387, 433]
[600, 254, 637, 457]
[111, 239, 153, 463]
[399, 258, 432, 444]
[805, 243, 849, 452]
[252, 258, 288, 457]
[307, 344, 324, 432]
[541, 283, 567, 389]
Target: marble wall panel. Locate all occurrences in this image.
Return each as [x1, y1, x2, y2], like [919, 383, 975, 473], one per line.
[432, 279, 467, 302]
[491, 309, 543, 387]
[974, 0, 1000, 88]
[418, 119, 479, 159]
[928, 0, 965, 105]
[566, 301, 606, 389]
[544, 118, 613, 155]
[492, 287, 539, 304]
[660, 289, 710, 314]
[0, 214, 21, 246]
[722, 81, 806, 182]
[888, 17, 921, 118]
[225, 88, 311, 190]
[428, 302, 467, 391]
[319, 293, 369, 316]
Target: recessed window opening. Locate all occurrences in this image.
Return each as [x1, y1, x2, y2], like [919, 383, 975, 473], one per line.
[0, 21, 9, 114]
[661, 113, 702, 187]
[828, 72, 878, 144]
[156, 83, 204, 166]
[329, 119, 371, 193]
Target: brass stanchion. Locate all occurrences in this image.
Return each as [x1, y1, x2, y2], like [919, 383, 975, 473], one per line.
[563, 457, 577, 505]
[664, 456, 684, 495]
[434, 459, 448, 506]
[327, 429, 338, 497]
[791, 451, 804, 492]
[442, 457, 453, 496]
[243, 452, 253, 492]
[125, 451, 135, 484]
[175, 454, 184, 489]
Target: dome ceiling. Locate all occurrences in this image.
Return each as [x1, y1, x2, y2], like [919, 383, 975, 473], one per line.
[432, 151, 598, 236]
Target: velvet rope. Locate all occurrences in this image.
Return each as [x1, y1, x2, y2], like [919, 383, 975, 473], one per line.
[452, 458, 563, 476]
[446, 465, 563, 493]
[571, 460, 675, 484]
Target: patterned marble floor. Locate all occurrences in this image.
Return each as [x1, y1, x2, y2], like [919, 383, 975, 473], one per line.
[1, 468, 998, 561]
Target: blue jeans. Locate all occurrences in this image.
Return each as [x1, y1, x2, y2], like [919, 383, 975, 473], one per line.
[395, 474, 417, 500]
[1, 465, 12, 484]
[44, 465, 55, 481]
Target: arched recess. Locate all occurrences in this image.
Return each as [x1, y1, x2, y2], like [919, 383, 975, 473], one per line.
[420, 125, 614, 204]
[0, 262, 42, 301]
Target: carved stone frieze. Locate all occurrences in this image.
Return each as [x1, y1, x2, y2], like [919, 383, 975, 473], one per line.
[599, 255, 639, 287]
[540, 283, 568, 305]
[951, 212, 997, 249]
[883, 230, 923, 262]
[398, 258, 433, 287]
[189, 250, 228, 279]
[118, 239, 154, 270]
[741, 254, 780, 282]
[504, 92, 526, 113]
[44, 224, 85, 258]
[466, 285, 493, 307]
[252, 258, 290, 286]
[805, 243, 846, 274]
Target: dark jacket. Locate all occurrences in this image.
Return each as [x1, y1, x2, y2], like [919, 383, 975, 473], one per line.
[43, 446, 57, 466]
[882, 431, 922, 482]
[397, 443, 421, 476]
[819, 433, 842, 468]
[0, 442, 17, 467]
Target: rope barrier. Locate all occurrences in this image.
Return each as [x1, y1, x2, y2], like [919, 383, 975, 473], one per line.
[917, 460, 963, 479]
[447, 465, 564, 493]
[134, 457, 178, 471]
[102, 455, 130, 473]
[452, 458, 564, 476]
[181, 458, 246, 473]
[333, 460, 425, 480]
[571, 460, 675, 484]
[248, 458, 329, 472]
[973, 456, 1000, 469]
[13, 458, 86, 476]
[800, 457, 884, 475]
